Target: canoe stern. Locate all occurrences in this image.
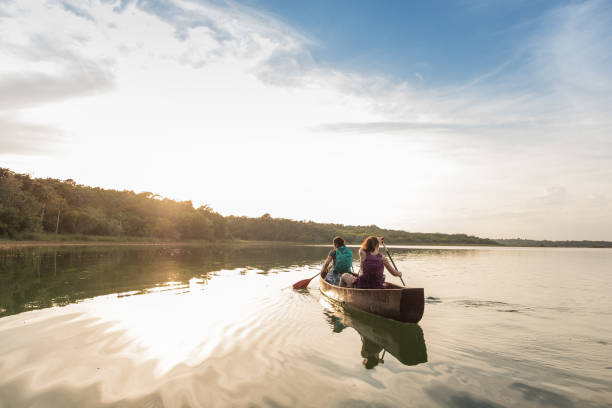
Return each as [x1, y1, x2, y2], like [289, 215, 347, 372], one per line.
[400, 288, 424, 323]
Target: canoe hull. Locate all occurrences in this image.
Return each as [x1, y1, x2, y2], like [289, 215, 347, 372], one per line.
[319, 277, 424, 323]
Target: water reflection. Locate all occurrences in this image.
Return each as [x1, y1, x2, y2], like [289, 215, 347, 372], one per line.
[323, 303, 427, 370]
[0, 244, 477, 318]
[0, 244, 325, 317]
[1, 244, 610, 407]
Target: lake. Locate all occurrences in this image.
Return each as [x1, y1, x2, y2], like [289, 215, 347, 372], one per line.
[0, 244, 610, 407]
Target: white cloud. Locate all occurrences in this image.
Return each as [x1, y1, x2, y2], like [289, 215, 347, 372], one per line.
[0, 115, 63, 153]
[0, 0, 610, 240]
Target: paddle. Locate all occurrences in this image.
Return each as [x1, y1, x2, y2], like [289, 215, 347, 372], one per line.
[292, 272, 320, 289]
[293, 260, 333, 289]
[382, 240, 406, 286]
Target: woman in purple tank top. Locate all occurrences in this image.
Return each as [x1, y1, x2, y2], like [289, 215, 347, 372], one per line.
[339, 236, 402, 289]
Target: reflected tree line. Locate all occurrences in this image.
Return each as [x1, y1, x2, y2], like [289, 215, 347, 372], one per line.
[0, 168, 498, 245]
[0, 245, 326, 318]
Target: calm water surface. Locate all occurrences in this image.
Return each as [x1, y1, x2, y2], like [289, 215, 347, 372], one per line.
[0, 244, 610, 407]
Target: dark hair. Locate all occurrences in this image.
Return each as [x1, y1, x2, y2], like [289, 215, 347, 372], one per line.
[361, 236, 379, 253]
[333, 236, 345, 248]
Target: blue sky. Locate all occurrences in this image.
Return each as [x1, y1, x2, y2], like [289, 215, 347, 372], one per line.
[239, 0, 565, 84]
[0, 0, 611, 240]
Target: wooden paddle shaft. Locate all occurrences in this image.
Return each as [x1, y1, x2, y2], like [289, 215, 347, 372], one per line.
[382, 242, 406, 286]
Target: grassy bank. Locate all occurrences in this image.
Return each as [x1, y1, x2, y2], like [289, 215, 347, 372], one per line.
[0, 233, 305, 248]
[2, 233, 610, 249]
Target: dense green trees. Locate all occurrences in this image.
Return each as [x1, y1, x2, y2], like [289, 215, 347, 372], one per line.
[225, 215, 499, 245]
[0, 168, 226, 240]
[0, 167, 498, 245]
[495, 238, 612, 248]
[2, 168, 609, 247]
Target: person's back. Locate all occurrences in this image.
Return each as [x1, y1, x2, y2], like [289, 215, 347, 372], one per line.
[339, 236, 402, 289]
[321, 236, 352, 285]
[356, 251, 385, 289]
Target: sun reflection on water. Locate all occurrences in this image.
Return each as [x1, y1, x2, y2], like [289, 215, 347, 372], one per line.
[77, 269, 279, 375]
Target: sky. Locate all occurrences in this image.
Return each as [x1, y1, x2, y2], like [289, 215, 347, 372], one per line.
[0, 0, 611, 240]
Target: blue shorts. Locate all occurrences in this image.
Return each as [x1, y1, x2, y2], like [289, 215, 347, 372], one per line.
[325, 270, 342, 285]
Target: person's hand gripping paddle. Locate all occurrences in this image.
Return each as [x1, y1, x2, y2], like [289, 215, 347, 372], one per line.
[381, 238, 406, 286]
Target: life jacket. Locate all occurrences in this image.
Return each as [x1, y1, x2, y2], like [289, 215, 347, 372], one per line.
[334, 246, 353, 273]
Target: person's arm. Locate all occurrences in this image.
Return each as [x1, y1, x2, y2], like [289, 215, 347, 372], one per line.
[382, 257, 402, 277]
[358, 249, 366, 274]
[320, 256, 333, 274]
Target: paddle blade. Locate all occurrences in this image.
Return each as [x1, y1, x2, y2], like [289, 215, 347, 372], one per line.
[292, 278, 313, 289]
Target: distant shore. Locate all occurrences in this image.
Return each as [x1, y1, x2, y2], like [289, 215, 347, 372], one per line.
[0, 234, 302, 249]
[3, 168, 610, 249]
[0, 238, 494, 249]
[1, 235, 610, 249]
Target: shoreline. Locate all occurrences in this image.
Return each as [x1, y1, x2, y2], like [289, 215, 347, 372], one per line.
[0, 239, 302, 249]
[1, 238, 609, 249]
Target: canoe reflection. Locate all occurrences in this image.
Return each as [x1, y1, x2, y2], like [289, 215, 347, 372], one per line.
[325, 307, 428, 369]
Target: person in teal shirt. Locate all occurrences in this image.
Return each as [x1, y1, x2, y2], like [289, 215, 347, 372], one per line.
[320, 236, 353, 285]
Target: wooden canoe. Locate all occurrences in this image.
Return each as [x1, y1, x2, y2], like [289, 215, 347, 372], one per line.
[319, 274, 424, 323]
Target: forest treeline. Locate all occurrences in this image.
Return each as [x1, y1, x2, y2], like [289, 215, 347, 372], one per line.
[0, 168, 227, 241]
[3, 168, 607, 247]
[495, 239, 612, 248]
[0, 168, 498, 245]
[226, 215, 498, 245]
